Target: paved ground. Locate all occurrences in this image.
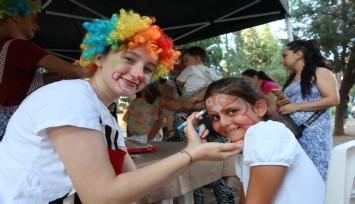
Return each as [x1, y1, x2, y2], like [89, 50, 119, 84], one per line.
[204, 118, 355, 204]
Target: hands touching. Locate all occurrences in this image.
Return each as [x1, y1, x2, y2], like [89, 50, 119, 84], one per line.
[182, 112, 244, 163]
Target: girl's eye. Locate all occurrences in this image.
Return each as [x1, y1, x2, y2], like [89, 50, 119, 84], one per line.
[124, 57, 135, 64]
[143, 66, 154, 74]
[209, 115, 220, 121]
[227, 110, 237, 115]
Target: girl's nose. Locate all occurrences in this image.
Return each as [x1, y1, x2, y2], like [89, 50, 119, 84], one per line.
[131, 64, 144, 81]
[220, 116, 231, 127]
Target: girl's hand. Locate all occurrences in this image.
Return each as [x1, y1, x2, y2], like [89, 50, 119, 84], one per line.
[278, 103, 299, 114]
[183, 112, 205, 148]
[276, 97, 290, 107]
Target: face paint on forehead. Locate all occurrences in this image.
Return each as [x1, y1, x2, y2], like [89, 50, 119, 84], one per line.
[207, 94, 258, 126]
[206, 94, 228, 113]
[221, 97, 246, 112]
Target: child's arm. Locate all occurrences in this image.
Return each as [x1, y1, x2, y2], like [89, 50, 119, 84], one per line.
[246, 165, 287, 204]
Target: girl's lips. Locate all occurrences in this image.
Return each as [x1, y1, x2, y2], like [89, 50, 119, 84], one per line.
[121, 77, 138, 87]
[226, 126, 240, 133]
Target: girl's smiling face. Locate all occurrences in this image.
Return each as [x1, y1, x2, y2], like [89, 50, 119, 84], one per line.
[205, 94, 265, 142]
[97, 45, 157, 96]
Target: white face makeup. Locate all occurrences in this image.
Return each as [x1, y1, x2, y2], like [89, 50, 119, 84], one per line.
[99, 45, 157, 97]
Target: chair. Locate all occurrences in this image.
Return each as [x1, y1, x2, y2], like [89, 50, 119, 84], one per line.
[325, 140, 355, 204]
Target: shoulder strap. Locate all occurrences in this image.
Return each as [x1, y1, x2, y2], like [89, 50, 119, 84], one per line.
[0, 39, 16, 83]
[302, 110, 326, 127]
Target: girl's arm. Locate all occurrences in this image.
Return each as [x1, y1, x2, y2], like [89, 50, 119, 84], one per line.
[245, 165, 287, 204]
[279, 67, 339, 114]
[49, 123, 243, 203]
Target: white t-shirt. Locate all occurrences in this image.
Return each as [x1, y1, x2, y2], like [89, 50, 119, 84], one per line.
[0, 79, 125, 204]
[236, 120, 325, 204]
[177, 64, 220, 98]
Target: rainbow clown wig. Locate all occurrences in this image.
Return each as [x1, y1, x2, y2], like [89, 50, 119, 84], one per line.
[0, 0, 41, 20]
[78, 9, 181, 80]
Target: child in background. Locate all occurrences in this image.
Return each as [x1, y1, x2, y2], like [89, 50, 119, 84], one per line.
[123, 82, 163, 144]
[176, 46, 220, 99]
[242, 69, 280, 111]
[202, 77, 325, 204]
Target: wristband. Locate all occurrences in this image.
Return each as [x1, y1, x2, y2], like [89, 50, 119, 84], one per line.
[181, 150, 193, 164]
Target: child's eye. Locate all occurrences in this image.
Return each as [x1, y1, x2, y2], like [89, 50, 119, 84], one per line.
[124, 57, 135, 64]
[143, 66, 154, 74]
[227, 110, 237, 115]
[209, 115, 220, 121]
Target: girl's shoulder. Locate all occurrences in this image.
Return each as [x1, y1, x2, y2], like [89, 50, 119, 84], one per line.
[315, 66, 333, 75]
[243, 121, 299, 165]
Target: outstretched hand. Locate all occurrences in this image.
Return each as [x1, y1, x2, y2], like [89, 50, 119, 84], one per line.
[186, 141, 244, 162]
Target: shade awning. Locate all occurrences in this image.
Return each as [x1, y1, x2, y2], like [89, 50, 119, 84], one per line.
[33, 0, 289, 61]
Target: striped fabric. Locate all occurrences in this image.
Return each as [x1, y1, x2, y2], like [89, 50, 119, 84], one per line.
[0, 39, 44, 139]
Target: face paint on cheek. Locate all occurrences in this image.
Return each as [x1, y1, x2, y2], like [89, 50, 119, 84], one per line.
[228, 99, 258, 126]
[112, 71, 121, 81]
[111, 59, 124, 69]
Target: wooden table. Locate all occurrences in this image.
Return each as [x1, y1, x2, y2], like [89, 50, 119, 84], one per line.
[131, 142, 237, 203]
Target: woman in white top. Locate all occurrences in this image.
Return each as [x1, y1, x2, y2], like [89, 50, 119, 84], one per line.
[202, 77, 325, 204]
[0, 10, 243, 204]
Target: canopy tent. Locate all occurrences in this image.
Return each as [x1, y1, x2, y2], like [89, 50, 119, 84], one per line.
[33, 0, 289, 61]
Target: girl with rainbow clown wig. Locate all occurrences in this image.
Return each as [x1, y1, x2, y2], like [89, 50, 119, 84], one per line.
[0, 9, 243, 203]
[78, 9, 180, 80]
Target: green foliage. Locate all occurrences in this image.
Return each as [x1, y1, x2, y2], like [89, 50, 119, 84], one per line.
[290, 0, 355, 73]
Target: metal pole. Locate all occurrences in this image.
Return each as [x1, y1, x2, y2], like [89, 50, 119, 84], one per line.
[285, 13, 293, 42]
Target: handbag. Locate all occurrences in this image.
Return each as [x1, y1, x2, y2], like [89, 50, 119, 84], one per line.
[282, 110, 326, 138]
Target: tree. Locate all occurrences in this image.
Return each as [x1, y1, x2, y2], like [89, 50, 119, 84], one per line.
[290, 0, 355, 135]
[231, 25, 288, 85]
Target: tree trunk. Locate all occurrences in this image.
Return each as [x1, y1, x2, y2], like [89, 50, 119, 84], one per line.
[333, 42, 355, 136]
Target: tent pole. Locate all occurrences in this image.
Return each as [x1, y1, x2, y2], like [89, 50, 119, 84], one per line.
[285, 13, 293, 42]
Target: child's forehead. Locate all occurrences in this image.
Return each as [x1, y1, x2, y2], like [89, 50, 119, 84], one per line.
[209, 93, 238, 101]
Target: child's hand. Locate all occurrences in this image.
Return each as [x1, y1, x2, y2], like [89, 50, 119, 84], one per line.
[183, 112, 205, 148]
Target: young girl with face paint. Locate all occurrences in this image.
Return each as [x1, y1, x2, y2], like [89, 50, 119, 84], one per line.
[0, 10, 243, 203]
[203, 77, 325, 204]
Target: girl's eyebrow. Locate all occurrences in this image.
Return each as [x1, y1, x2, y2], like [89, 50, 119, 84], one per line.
[126, 51, 157, 67]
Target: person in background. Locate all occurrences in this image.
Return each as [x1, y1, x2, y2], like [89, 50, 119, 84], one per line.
[0, 0, 90, 140]
[278, 39, 339, 182]
[176, 46, 220, 99]
[0, 9, 243, 203]
[161, 56, 186, 139]
[242, 69, 280, 111]
[123, 82, 163, 144]
[203, 76, 325, 204]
